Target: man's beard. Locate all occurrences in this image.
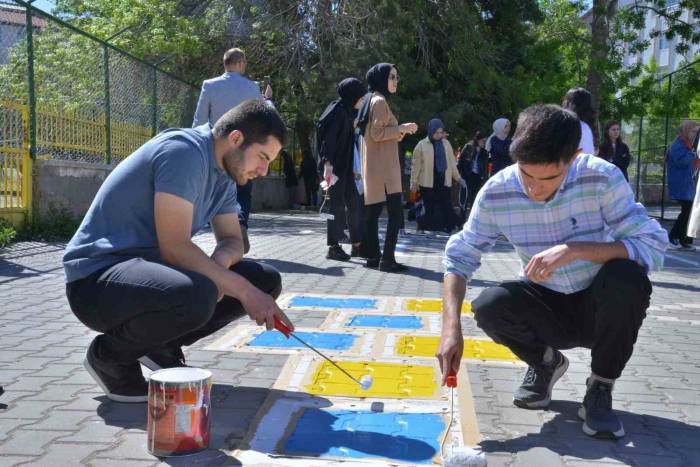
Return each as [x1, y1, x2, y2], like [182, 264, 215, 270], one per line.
[222, 147, 251, 185]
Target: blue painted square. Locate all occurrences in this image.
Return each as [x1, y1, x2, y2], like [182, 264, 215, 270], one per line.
[346, 315, 423, 329]
[248, 331, 357, 350]
[289, 296, 377, 309]
[284, 410, 443, 464]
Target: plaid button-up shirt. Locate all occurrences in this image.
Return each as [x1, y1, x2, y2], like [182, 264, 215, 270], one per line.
[444, 154, 668, 294]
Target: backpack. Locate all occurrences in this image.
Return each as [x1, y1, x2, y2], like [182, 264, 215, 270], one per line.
[316, 100, 341, 155]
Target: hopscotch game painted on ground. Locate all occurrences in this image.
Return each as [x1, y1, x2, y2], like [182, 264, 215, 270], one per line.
[207, 293, 521, 465]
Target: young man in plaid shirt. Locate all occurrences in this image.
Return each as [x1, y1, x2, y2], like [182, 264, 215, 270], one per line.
[437, 104, 668, 439]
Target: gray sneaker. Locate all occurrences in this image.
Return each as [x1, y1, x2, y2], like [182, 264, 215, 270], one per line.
[578, 379, 625, 439]
[513, 350, 569, 409]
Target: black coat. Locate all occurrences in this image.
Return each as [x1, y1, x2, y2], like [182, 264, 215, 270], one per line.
[458, 145, 489, 180]
[599, 142, 631, 181]
[317, 101, 355, 178]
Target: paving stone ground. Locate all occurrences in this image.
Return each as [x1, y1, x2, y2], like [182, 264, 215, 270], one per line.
[1, 210, 699, 466]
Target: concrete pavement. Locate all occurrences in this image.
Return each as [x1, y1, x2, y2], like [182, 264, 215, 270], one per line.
[0, 211, 699, 466]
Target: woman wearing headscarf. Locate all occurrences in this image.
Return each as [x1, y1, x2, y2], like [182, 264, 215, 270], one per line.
[666, 120, 700, 251]
[562, 87, 597, 156]
[410, 118, 466, 232]
[485, 118, 512, 175]
[356, 63, 417, 272]
[317, 77, 367, 261]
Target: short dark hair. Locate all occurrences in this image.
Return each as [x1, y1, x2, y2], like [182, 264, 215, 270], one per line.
[223, 48, 246, 67]
[510, 104, 581, 165]
[212, 100, 287, 148]
[562, 87, 596, 125]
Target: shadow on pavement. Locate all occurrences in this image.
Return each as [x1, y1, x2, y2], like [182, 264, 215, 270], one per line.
[93, 386, 335, 466]
[258, 258, 348, 276]
[480, 400, 700, 465]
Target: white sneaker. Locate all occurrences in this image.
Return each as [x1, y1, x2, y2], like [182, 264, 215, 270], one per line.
[668, 240, 682, 250]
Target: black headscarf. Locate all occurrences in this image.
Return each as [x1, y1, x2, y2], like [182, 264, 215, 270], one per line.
[317, 77, 366, 143]
[356, 63, 395, 136]
[337, 78, 366, 110]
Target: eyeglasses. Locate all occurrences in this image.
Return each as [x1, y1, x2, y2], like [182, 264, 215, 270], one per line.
[389, 74, 400, 82]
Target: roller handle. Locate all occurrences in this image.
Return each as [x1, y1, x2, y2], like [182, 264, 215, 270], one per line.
[446, 369, 457, 388]
[273, 315, 291, 338]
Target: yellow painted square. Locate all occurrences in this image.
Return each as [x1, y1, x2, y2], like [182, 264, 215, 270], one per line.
[396, 336, 519, 362]
[404, 298, 471, 314]
[305, 360, 438, 398]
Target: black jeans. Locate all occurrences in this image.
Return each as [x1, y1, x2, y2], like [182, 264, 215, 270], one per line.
[327, 175, 362, 246]
[363, 192, 403, 262]
[66, 258, 281, 364]
[465, 172, 483, 208]
[472, 259, 650, 380]
[669, 199, 693, 246]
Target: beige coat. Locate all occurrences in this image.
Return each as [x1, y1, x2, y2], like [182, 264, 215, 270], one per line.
[361, 93, 402, 205]
[410, 137, 461, 190]
[688, 177, 700, 238]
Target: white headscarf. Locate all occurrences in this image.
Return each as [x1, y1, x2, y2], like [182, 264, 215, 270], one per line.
[485, 118, 510, 152]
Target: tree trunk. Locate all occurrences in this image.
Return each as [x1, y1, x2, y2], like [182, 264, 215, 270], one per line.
[586, 0, 617, 148]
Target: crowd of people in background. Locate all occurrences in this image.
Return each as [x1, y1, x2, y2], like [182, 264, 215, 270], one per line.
[312, 70, 700, 271]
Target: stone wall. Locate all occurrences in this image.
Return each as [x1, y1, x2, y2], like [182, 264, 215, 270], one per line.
[32, 159, 289, 221]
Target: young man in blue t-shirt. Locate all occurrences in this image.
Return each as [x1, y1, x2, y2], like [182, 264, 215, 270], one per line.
[64, 100, 294, 403]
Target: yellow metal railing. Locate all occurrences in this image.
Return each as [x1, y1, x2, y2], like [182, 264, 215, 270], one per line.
[35, 103, 151, 162]
[0, 101, 31, 216]
[1, 100, 152, 224]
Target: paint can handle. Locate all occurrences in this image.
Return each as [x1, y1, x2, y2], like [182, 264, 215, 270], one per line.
[273, 315, 291, 338]
[446, 369, 457, 388]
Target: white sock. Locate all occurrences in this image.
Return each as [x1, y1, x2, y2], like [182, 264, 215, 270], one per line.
[589, 373, 616, 387]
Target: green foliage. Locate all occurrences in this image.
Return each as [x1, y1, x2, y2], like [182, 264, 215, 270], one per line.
[597, 1, 700, 122]
[17, 204, 81, 242]
[0, 218, 17, 249]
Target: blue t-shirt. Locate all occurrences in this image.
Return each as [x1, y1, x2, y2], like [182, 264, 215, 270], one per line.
[63, 125, 240, 283]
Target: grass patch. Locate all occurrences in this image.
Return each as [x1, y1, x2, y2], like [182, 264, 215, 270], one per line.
[16, 204, 81, 242]
[0, 218, 17, 249]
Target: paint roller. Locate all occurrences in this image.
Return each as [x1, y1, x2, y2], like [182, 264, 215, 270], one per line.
[273, 316, 373, 390]
[439, 369, 487, 467]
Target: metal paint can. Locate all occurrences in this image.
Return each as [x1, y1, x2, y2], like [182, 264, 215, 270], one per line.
[147, 367, 212, 457]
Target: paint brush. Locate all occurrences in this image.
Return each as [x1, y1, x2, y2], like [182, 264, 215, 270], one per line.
[439, 369, 458, 458]
[273, 316, 372, 390]
[440, 369, 487, 467]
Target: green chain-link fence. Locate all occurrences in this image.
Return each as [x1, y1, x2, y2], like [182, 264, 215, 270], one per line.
[621, 58, 699, 219]
[0, 0, 200, 223]
[1, 0, 198, 166]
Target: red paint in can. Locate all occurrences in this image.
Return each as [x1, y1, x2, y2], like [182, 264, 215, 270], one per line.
[147, 368, 212, 457]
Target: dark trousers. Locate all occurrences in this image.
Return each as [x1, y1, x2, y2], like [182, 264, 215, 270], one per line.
[66, 258, 281, 364]
[363, 192, 402, 261]
[472, 259, 650, 380]
[237, 182, 253, 228]
[304, 176, 318, 206]
[669, 199, 693, 246]
[327, 175, 362, 246]
[465, 172, 483, 208]
[418, 177, 459, 232]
